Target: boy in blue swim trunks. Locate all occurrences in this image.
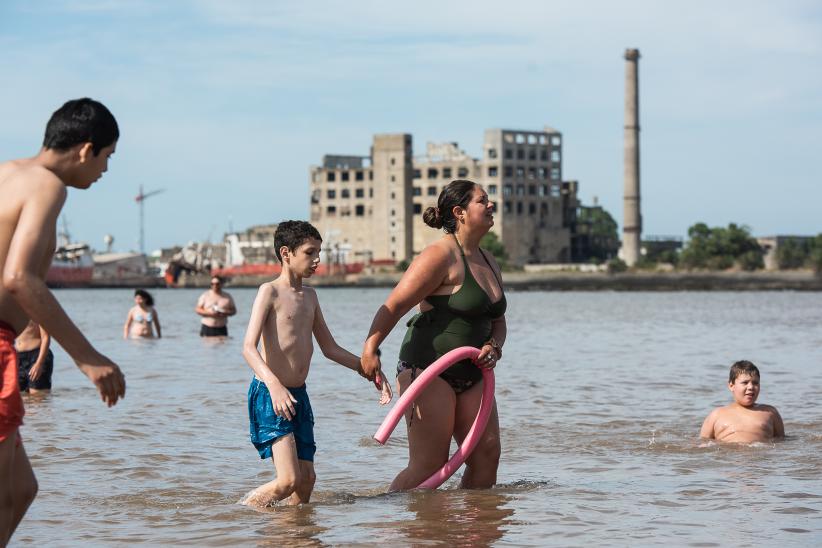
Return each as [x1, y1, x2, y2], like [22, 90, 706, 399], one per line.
[240, 220, 391, 507]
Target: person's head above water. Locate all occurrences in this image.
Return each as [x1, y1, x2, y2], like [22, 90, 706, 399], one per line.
[134, 289, 154, 307]
[729, 360, 760, 384]
[43, 98, 119, 155]
[274, 220, 322, 263]
[423, 179, 492, 234]
[728, 360, 761, 407]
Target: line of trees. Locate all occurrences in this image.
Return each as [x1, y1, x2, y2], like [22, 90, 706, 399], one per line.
[678, 223, 764, 270]
[397, 218, 821, 273]
[774, 235, 822, 270]
[645, 224, 822, 272]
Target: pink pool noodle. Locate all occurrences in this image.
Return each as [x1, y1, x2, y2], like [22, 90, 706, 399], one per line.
[373, 346, 496, 489]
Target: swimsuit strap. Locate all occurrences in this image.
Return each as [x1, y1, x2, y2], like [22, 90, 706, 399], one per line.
[478, 248, 504, 295]
[451, 234, 473, 283]
[451, 233, 466, 258]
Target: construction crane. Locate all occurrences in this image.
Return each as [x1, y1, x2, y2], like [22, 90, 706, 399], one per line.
[135, 185, 165, 255]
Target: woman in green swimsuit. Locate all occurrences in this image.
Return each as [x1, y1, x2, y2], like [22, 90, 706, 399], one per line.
[362, 179, 506, 491]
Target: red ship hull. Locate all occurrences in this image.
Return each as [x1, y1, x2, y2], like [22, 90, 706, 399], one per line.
[46, 265, 94, 287]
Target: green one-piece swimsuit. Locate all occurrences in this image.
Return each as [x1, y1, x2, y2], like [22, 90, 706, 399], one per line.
[398, 237, 507, 386]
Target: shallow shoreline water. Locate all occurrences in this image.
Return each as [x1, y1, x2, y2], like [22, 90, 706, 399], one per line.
[13, 288, 822, 546]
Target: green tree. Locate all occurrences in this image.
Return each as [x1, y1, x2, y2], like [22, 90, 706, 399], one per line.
[808, 234, 822, 272]
[680, 222, 763, 270]
[480, 231, 508, 268]
[575, 206, 619, 262]
[776, 238, 809, 269]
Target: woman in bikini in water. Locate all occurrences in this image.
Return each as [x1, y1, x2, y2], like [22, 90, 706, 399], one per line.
[123, 289, 162, 339]
[362, 179, 506, 490]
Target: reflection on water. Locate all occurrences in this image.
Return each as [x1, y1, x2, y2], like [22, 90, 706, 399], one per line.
[253, 505, 328, 548]
[397, 489, 514, 547]
[11, 289, 822, 546]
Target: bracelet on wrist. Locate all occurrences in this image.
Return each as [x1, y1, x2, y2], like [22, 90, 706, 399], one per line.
[484, 338, 502, 358]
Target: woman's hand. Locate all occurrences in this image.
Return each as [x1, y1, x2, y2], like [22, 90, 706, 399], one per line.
[476, 344, 500, 370]
[360, 347, 382, 381]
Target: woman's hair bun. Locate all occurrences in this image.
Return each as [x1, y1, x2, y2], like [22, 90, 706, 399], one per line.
[422, 206, 443, 229]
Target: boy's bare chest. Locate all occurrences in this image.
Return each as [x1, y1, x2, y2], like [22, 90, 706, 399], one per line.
[717, 409, 773, 436]
[273, 296, 313, 324]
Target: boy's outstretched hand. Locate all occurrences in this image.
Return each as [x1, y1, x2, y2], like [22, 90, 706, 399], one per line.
[374, 370, 393, 405]
[77, 355, 126, 407]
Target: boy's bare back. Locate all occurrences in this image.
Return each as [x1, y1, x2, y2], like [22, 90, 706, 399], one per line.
[700, 403, 783, 443]
[256, 278, 319, 387]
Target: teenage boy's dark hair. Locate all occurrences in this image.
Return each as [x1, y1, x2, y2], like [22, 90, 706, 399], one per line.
[274, 221, 322, 262]
[43, 98, 119, 155]
[729, 360, 760, 383]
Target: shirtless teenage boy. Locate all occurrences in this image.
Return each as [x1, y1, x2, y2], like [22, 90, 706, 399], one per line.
[195, 276, 236, 337]
[15, 321, 54, 394]
[0, 98, 126, 546]
[700, 360, 784, 443]
[240, 221, 391, 507]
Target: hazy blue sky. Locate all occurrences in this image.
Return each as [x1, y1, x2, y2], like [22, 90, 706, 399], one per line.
[1, 0, 820, 253]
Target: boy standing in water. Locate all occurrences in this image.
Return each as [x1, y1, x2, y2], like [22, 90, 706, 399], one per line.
[700, 360, 784, 443]
[0, 98, 126, 545]
[241, 220, 390, 507]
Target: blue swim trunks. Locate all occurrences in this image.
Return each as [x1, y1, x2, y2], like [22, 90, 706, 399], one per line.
[247, 378, 316, 462]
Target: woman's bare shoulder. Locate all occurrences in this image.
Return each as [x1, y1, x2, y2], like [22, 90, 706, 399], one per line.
[417, 237, 456, 265]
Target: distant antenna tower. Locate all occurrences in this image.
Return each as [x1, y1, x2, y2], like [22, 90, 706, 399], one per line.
[135, 185, 165, 255]
[58, 216, 71, 247]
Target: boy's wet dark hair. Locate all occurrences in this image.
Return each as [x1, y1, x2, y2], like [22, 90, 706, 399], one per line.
[423, 179, 478, 234]
[43, 98, 119, 155]
[274, 221, 322, 262]
[729, 360, 760, 383]
[134, 289, 154, 307]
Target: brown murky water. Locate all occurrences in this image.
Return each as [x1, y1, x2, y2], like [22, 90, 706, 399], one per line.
[12, 289, 822, 546]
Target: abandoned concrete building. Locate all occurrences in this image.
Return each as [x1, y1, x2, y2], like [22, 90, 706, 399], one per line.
[309, 128, 580, 266]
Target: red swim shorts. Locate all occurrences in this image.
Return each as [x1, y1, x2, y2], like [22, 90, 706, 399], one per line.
[0, 321, 24, 443]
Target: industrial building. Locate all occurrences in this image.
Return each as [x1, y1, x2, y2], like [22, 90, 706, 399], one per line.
[309, 127, 580, 266]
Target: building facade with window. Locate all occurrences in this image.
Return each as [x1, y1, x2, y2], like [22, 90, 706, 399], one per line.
[309, 127, 578, 265]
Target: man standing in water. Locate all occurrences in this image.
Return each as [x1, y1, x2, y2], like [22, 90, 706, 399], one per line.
[15, 321, 54, 394]
[195, 276, 237, 337]
[0, 98, 126, 546]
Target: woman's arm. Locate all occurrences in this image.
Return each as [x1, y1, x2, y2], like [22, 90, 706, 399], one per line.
[479, 315, 507, 364]
[361, 244, 451, 378]
[123, 309, 133, 339]
[477, 248, 507, 365]
[153, 308, 162, 338]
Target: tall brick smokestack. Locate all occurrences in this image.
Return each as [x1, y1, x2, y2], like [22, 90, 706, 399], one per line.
[622, 48, 641, 266]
